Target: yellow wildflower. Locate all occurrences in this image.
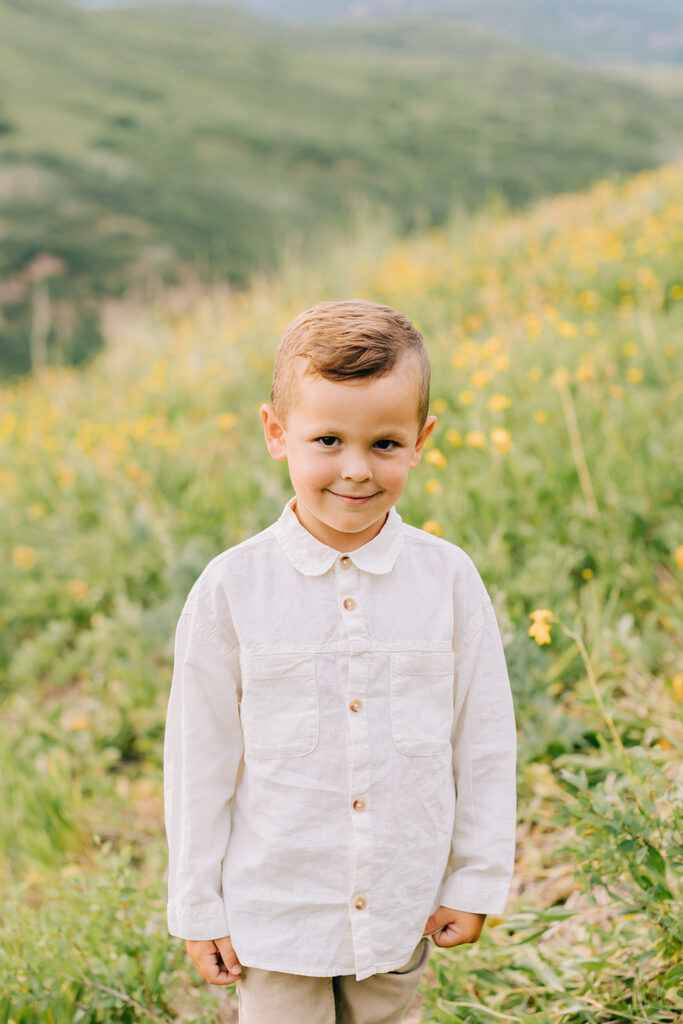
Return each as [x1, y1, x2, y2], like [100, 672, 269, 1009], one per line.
[551, 367, 570, 391]
[623, 342, 638, 357]
[470, 369, 492, 389]
[636, 266, 657, 289]
[107, 435, 128, 455]
[488, 394, 511, 412]
[576, 361, 595, 383]
[125, 461, 145, 482]
[464, 313, 482, 331]
[674, 545, 683, 570]
[578, 291, 597, 311]
[217, 412, 237, 430]
[492, 353, 510, 372]
[465, 431, 486, 448]
[425, 448, 447, 469]
[445, 428, 463, 447]
[0, 469, 16, 493]
[424, 478, 443, 496]
[57, 463, 75, 490]
[491, 428, 512, 453]
[12, 546, 37, 569]
[557, 321, 578, 338]
[0, 412, 17, 439]
[459, 390, 475, 405]
[422, 520, 443, 537]
[432, 398, 448, 414]
[581, 568, 593, 580]
[482, 336, 502, 355]
[528, 366, 543, 383]
[672, 673, 683, 703]
[626, 367, 643, 384]
[28, 502, 48, 521]
[669, 284, 683, 301]
[610, 385, 625, 399]
[67, 579, 89, 600]
[533, 409, 548, 424]
[529, 609, 553, 645]
[61, 710, 90, 732]
[523, 313, 542, 339]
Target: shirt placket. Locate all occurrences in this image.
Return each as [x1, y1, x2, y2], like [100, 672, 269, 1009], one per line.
[336, 552, 374, 974]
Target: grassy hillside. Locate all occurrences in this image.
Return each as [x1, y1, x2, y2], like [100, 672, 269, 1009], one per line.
[2, 0, 683, 376]
[182, 0, 683, 67]
[1, 160, 681, 1021]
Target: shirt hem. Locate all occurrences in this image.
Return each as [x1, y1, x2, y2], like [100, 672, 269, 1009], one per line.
[236, 949, 421, 981]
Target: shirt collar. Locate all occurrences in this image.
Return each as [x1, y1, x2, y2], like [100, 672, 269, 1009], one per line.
[275, 496, 404, 576]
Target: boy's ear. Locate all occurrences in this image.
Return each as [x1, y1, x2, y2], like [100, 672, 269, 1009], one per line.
[409, 415, 437, 468]
[260, 403, 288, 462]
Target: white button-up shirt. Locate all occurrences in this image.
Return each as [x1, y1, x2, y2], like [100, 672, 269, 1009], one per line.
[164, 497, 517, 981]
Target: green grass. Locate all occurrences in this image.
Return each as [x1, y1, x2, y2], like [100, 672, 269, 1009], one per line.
[2, 0, 683, 374]
[0, 160, 682, 1020]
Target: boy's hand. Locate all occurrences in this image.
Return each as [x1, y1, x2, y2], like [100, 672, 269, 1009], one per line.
[422, 907, 486, 948]
[186, 936, 242, 986]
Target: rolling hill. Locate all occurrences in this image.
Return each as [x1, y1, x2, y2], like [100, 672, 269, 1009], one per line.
[77, 0, 683, 68]
[2, 0, 682, 375]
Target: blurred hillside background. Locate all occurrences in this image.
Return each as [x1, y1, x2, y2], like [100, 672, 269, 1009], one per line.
[2, 0, 683, 376]
[1, 2, 682, 1022]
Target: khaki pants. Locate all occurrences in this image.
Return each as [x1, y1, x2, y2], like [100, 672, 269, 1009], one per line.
[236, 937, 430, 1024]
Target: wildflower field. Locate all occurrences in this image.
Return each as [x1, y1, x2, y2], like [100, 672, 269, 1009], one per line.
[1, 161, 682, 1023]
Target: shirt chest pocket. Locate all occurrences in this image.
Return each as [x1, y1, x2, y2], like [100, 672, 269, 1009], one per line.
[390, 651, 455, 756]
[240, 653, 319, 759]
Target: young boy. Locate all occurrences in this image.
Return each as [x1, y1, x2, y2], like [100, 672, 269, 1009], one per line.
[163, 299, 517, 1024]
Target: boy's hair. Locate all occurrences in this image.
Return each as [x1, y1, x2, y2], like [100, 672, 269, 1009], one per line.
[271, 299, 431, 429]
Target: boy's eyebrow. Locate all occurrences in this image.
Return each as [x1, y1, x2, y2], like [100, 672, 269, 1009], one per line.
[313, 424, 414, 440]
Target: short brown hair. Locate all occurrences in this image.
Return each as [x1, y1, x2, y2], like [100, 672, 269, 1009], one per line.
[271, 299, 430, 429]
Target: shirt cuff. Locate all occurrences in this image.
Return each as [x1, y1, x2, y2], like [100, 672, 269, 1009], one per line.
[167, 899, 229, 940]
[439, 873, 512, 917]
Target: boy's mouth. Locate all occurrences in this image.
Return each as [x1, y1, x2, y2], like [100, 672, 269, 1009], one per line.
[328, 490, 379, 505]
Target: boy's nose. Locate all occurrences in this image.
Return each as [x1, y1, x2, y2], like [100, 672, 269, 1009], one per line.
[340, 455, 372, 482]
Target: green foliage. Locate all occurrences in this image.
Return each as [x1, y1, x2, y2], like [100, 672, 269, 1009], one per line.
[558, 746, 683, 966]
[0, 841, 228, 1024]
[420, 746, 683, 1023]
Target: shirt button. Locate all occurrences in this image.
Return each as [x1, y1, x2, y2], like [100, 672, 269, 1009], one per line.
[340, 556, 352, 569]
[353, 799, 366, 812]
[349, 700, 362, 713]
[343, 598, 355, 611]
[353, 896, 367, 911]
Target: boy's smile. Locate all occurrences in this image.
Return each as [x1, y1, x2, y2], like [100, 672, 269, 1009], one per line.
[260, 354, 436, 552]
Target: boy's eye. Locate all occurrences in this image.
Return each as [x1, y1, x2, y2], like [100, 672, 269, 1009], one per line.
[374, 439, 398, 450]
[317, 436, 340, 447]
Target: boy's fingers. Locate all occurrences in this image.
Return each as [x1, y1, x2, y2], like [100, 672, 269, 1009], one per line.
[422, 909, 452, 936]
[186, 938, 242, 987]
[423, 909, 486, 946]
[431, 923, 468, 948]
[214, 935, 242, 981]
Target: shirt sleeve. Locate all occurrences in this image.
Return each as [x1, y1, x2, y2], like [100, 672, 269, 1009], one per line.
[439, 592, 517, 916]
[163, 576, 243, 940]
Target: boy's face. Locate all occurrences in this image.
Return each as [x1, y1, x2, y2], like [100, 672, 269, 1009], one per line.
[260, 353, 436, 552]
